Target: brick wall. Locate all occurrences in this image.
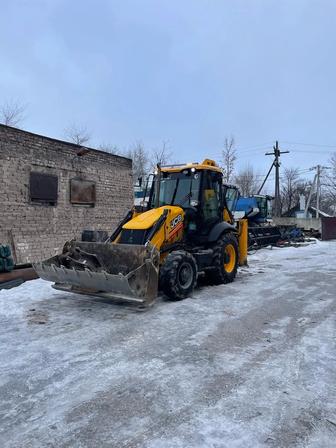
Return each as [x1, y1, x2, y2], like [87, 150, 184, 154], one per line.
[0, 124, 133, 263]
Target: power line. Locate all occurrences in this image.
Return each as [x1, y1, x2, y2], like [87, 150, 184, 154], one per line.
[208, 147, 271, 159]
[281, 140, 336, 148]
[235, 145, 273, 153]
[288, 149, 334, 154]
[228, 141, 274, 152]
[211, 141, 276, 159]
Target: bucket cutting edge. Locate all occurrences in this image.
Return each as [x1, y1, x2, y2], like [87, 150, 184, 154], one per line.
[33, 241, 160, 306]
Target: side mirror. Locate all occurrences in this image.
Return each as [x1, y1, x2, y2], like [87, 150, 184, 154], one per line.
[138, 176, 143, 187]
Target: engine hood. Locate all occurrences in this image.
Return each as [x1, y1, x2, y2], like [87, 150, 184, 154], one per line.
[123, 206, 184, 230]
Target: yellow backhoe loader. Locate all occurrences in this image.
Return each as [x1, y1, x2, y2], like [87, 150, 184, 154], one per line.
[34, 159, 247, 306]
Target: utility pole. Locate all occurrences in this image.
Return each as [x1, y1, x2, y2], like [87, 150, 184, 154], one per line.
[304, 173, 317, 218]
[308, 165, 332, 218]
[316, 164, 321, 218]
[265, 141, 289, 217]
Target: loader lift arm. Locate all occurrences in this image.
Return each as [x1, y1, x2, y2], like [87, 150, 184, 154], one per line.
[107, 209, 134, 243]
[35, 158, 248, 306]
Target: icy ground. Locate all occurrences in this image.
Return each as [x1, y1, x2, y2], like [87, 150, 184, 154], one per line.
[0, 241, 336, 448]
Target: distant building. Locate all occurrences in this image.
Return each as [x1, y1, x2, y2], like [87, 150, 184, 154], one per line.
[282, 194, 331, 219]
[0, 124, 133, 263]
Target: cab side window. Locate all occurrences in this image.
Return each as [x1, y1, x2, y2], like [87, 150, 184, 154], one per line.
[202, 172, 221, 223]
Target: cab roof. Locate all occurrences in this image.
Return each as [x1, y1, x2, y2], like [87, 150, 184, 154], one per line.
[160, 159, 222, 174]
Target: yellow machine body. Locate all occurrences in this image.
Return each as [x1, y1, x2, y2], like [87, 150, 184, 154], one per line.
[238, 219, 248, 266]
[34, 159, 248, 306]
[121, 205, 185, 250]
[160, 158, 222, 174]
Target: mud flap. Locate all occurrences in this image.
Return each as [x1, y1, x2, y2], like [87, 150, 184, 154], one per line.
[33, 241, 160, 306]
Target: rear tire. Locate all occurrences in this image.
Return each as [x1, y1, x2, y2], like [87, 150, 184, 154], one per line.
[207, 233, 238, 285]
[160, 250, 197, 300]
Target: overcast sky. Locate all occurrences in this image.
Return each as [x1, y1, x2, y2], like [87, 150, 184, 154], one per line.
[1, 0, 335, 190]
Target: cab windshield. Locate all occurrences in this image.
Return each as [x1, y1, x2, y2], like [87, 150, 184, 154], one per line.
[151, 171, 201, 208]
[225, 187, 239, 212]
[255, 196, 268, 218]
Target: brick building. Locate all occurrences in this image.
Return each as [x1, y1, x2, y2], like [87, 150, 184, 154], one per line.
[0, 124, 133, 263]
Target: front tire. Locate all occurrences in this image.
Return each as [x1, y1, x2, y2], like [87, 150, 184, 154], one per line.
[207, 233, 238, 285]
[160, 250, 197, 300]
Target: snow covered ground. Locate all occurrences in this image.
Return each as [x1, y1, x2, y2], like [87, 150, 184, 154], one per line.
[0, 241, 335, 448]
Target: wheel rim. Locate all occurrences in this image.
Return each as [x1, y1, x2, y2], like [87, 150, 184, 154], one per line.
[224, 244, 236, 273]
[178, 262, 193, 289]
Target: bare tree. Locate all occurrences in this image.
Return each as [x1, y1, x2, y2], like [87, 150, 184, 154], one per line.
[325, 153, 336, 194]
[98, 143, 120, 155]
[0, 99, 26, 127]
[330, 152, 336, 175]
[280, 167, 301, 212]
[64, 124, 91, 145]
[221, 136, 237, 183]
[234, 164, 259, 196]
[126, 141, 149, 182]
[322, 153, 336, 214]
[150, 141, 173, 171]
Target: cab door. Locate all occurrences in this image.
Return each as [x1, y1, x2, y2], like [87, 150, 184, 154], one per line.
[200, 170, 222, 233]
[222, 185, 239, 224]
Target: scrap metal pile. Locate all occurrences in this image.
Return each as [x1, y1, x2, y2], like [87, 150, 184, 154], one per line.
[234, 195, 305, 249]
[0, 244, 38, 290]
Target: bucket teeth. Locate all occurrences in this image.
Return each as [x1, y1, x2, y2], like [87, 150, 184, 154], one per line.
[34, 241, 160, 306]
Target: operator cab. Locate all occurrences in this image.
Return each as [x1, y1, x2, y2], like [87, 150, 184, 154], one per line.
[146, 160, 239, 240]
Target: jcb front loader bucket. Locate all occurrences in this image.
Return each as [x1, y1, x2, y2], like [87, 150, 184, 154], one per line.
[33, 241, 160, 306]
